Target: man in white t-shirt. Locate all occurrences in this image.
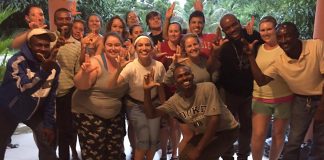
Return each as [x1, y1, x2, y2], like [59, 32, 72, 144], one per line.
[142, 64, 239, 160]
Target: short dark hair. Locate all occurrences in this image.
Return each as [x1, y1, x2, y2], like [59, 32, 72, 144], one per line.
[73, 19, 86, 26]
[189, 11, 205, 24]
[54, 8, 71, 21]
[23, 4, 42, 16]
[277, 22, 300, 38]
[145, 11, 161, 26]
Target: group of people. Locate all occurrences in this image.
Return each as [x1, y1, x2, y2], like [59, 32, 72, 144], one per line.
[0, 1, 323, 160]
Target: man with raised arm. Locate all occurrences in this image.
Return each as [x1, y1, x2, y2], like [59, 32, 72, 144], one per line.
[245, 22, 324, 160]
[0, 28, 60, 160]
[142, 64, 239, 160]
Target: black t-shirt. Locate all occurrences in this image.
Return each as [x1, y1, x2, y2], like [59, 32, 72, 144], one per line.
[217, 29, 262, 97]
[149, 32, 164, 46]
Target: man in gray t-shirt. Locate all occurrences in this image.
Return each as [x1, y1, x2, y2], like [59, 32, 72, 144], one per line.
[143, 64, 239, 160]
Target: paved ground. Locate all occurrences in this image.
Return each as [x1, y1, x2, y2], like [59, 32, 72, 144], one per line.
[5, 124, 267, 160]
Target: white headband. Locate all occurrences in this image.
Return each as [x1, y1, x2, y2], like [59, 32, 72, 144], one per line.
[133, 35, 153, 46]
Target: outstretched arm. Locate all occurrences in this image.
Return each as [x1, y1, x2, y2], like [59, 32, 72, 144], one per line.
[243, 39, 273, 86]
[143, 69, 166, 118]
[162, 2, 175, 40]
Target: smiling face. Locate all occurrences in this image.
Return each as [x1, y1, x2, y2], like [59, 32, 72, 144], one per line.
[184, 36, 200, 58]
[130, 25, 144, 42]
[87, 15, 101, 33]
[54, 10, 73, 35]
[168, 23, 181, 43]
[220, 14, 242, 40]
[259, 21, 276, 45]
[135, 38, 153, 60]
[111, 18, 124, 35]
[189, 17, 204, 35]
[72, 21, 85, 41]
[148, 15, 162, 30]
[104, 35, 123, 59]
[25, 7, 45, 27]
[29, 35, 52, 62]
[126, 11, 140, 27]
[276, 24, 300, 56]
[174, 65, 194, 90]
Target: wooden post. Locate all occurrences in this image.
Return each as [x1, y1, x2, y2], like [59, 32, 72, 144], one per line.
[313, 0, 324, 40]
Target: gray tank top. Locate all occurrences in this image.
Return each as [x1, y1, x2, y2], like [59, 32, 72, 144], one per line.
[72, 53, 128, 119]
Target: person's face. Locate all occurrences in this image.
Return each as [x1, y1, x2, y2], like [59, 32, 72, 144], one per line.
[184, 37, 200, 58]
[88, 15, 101, 33]
[189, 17, 204, 35]
[174, 66, 194, 90]
[54, 11, 73, 34]
[168, 24, 181, 43]
[111, 19, 124, 35]
[25, 7, 45, 27]
[276, 25, 299, 54]
[127, 11, 140, 27]
[104, 36, 122, 58]
[148, 15, 162, 30]
[259, 22, 276, 44]
[72, 22, 84, 41]
[130, 26, 143, 42]
[220, 16, 242, 40]
[135, 38, 153, 60]
[29, 36, 51, 62]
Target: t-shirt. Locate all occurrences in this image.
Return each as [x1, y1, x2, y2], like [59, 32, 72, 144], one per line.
[157, 82, 238, 134]
[199, 33, 216, 59]
[149, 32, 164, 46]
[156, 40, 176, 70]
[218, 30, 262, 97]
[253, 44, 292, 99]
[264, 39, 324, 95]
[120, 58, 166, 101]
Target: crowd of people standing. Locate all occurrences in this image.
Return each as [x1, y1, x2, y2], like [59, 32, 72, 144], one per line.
[0, 1, 323, 160]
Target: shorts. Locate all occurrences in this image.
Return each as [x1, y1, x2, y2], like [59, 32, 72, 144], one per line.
[252, 100, 291, 119]
[126, 100, 160, 151]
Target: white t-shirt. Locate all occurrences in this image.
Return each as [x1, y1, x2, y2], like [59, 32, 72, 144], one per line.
[120, 58, 166, 101]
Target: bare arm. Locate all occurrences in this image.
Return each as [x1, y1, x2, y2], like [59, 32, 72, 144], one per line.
[11, 30, 30, 49]
[143, 70, 166, 118]
[188, 115, 220, 159]
[162, 2, 175, 40]
[74, 54, 99, 90]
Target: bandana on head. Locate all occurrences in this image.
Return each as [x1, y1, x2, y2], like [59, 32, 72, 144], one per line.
[133, 35, 153, 46]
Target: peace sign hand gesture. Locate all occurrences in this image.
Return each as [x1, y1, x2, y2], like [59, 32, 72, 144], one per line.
[81, 54, 98, 74]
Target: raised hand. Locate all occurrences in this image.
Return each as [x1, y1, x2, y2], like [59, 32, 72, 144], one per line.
[70, 0, 81, 16]
[38, 47, 59, 72]
[153, 41, 168, 58]
[28, 21, 47, 29]
[212, 26, 228, 50]
[166, 2, 176, 20]
[81, 54, 98, 74]
[245, 16, 255, 35]
[172, 45, 188, 64]
[194, 0, 203, 11]
[241, 38, 258, 56]
[143, 68, 160, 90]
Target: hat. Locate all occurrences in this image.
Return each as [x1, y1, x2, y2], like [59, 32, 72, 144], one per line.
[27, 28, 56, 42]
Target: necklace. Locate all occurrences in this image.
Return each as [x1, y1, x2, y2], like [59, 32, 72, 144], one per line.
[231, 43, 244, 70]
